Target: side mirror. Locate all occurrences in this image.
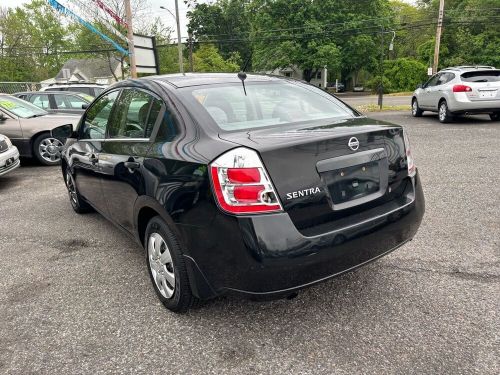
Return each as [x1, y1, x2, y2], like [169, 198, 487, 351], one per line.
[52, 124, 75, 139]
[82, 104, 89, 109]
[0, 112, 6, 122]
[416, 83, 423, 89]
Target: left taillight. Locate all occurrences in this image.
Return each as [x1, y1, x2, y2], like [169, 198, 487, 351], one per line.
[209, 147, 283, 215]
[403, 130, 416, 177]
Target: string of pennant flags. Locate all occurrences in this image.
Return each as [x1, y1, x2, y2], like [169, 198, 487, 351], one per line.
[47, 0, 129, 55]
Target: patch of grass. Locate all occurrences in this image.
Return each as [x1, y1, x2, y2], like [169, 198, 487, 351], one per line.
[387, 91, 413, 96]
[356, 104, 411, 112]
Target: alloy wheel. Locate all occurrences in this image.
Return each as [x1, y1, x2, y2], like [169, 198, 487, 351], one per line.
[66, 171, 78, 204]
[439, 104, 446, 121]
[38, 137, 63, 163]
[148, 232, 175, 299]
[412, 101, 417, 115]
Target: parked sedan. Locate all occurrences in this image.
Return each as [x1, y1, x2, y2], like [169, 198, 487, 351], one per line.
[13, 91, 93, 115]
[54, 73, 424, 312]
[0, 134, 20, 176]
[0, 94, 79, 165]
[412, 66, 500, 122]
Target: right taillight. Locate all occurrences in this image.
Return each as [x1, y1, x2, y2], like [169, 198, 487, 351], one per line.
[403, 130, 416, 177]
[453, 84, 472, 92]
[209, 147, 283, 215]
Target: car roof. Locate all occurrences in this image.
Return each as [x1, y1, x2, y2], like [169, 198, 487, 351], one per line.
[143, 73, 284, 88]
[14, 91, 88, 96]
[440, 66, 497, 73]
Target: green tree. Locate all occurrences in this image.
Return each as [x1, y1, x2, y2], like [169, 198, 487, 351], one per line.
[187, 0, 251, 68]
[193, 44, 239, 72]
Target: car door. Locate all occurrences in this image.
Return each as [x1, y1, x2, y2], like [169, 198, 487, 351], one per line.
[70, 90, 120, 214]
[419, 74, 440, 108]
[428, 73, 453, 110]
[99, 88, 164, 232]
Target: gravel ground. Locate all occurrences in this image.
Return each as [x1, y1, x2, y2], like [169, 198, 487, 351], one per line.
[0, 112, 499, 374]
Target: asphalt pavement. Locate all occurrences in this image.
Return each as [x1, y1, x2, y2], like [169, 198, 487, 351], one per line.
[0, 112, 499, 374]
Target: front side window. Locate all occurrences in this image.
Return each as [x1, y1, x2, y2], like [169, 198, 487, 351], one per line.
[52, 94, 69, 109]
[81, 90, 119, 139]
[107, 89, 162, 139]
[29, 94, 50, 109]
[186, 82, 357, 131]
[425, 74, 440, 87]
[65, 94, 89, 109]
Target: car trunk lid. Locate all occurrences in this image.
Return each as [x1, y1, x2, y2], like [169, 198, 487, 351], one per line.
[219, 117, 411, 232]
[460, 70, 500, 101]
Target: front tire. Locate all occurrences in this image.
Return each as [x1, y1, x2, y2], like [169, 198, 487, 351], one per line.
[145, 216, 198, 313]
[65, 169, 93, 213]
[490, 112, 500, 121]
[438, 100, 453, 123]
[33, 133, 64, 165]
[412, 98, 423, 117]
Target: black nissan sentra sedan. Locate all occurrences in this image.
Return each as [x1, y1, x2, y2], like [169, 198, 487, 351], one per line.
[52, 73, 425, 312]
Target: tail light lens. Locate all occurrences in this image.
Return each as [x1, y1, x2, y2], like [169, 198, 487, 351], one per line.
[453, 84, 472, 92]
[403, 130, 416, 177]
[210, 147, 283, 214]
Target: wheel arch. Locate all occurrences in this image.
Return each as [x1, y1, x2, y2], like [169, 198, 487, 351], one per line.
[134, 196, 183, 248]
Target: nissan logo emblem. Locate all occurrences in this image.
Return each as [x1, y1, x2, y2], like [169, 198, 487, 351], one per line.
[348, 137, 360, 151]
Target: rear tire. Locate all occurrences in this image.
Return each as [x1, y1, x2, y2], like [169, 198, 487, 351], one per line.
[145, 216, 198, 313]
[490, 112, 500, 121]
[438, 100, 453, 123]
[412, 98, 423, 117]
[65, 169, 93, 213]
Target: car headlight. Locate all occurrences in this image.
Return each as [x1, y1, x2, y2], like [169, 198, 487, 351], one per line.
[2, 136, 12, 148]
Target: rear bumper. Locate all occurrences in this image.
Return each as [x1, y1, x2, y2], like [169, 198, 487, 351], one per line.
[448, 93, 500, 113]
[182, 171, 425, 299]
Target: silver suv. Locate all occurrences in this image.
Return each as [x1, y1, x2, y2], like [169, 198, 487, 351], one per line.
[412, 66, 500, 123]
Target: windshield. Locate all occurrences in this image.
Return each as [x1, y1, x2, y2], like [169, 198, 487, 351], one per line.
[0, 96, 48, 118]
[185, 81, 357, 131]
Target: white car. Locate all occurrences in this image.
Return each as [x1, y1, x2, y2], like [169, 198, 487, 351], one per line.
[0, 134, 20, 176]
[40, 83, 106, 97]
[412, 66, 500, 123]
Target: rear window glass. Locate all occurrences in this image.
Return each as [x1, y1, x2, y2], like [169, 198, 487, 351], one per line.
[461, 70, 500, 82]
[187, 82, 356, 131]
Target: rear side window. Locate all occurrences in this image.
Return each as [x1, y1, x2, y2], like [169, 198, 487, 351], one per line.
[461, 70, 500, 82]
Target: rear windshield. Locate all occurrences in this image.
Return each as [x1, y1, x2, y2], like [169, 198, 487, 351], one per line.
[185, 82, 357, 131]
[461, 70, 500, 82]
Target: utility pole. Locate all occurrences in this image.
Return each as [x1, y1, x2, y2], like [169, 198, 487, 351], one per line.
[188, 32, 194, 72]
[174, 0, 184, 74]
[378, 26, 385, 110]
[124, 0, 137, 78]
[433, 0, 445, 74]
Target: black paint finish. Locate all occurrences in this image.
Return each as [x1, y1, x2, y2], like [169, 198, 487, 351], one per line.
[61, 74, 425, 300]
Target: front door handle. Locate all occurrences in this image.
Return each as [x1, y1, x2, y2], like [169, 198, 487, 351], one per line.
[124, 161, 140, 170]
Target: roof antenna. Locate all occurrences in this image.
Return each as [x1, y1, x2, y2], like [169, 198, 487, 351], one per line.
[238, 71, 247, 96]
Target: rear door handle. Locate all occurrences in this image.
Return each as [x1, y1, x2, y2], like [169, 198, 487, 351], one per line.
[124, 161, 140, 170]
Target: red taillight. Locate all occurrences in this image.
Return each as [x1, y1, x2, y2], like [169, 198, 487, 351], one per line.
[403, 130, 416, 177]
[227, 168, 260, 183]
[453, 84, 472, 92]
[210, 148, 283, 215]
[233, 185, 265, 202]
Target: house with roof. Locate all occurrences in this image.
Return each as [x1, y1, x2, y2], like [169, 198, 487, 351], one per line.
[41, 58, 124, 87]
